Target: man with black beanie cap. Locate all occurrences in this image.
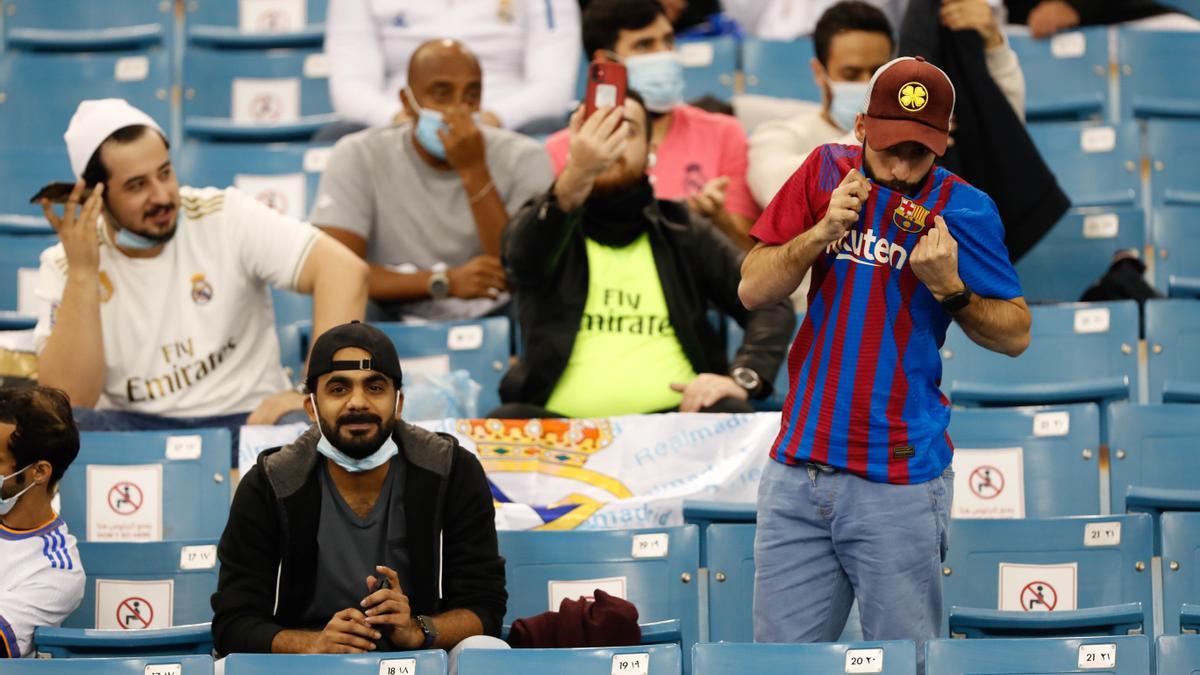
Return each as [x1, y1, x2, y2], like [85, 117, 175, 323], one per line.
[211, 321, 507, 669]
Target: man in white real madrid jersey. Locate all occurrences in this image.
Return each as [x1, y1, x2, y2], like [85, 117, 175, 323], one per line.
[0, 386, 85, 659]
[33, 99, 369, 460]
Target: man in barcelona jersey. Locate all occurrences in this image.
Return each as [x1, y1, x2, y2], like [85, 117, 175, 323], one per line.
[739, 57, 1031, 649]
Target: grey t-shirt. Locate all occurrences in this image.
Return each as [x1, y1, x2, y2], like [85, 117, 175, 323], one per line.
[301, 456, 410, 630]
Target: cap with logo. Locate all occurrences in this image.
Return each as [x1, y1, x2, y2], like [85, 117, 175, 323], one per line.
[863, 56, 956, 157]
[305, 321, 403, 392]
[64, 99, 165, 180]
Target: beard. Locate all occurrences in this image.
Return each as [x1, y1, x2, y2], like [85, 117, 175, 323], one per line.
[323, 410, 395, 459]
[111, 201, 179, 243]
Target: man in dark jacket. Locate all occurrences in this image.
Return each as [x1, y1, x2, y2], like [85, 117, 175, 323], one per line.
[492, 93, 795, 419]
[211, 321, 506, 661]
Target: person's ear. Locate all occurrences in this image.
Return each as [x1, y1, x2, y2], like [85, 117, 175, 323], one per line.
[304, 393, 318, 422]
[400, 88, 418, 119]
[33, 460, 54, 487]
[812, 57, 832, 107]
[854, 114, 867, 143]
[394, 392, 404, 421]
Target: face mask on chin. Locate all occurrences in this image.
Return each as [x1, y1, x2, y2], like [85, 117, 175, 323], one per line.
[310, 393, 401, 473]
[111, 210, 177, 250]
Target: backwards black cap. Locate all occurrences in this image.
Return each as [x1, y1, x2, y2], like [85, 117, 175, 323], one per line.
[305, 321, 403, 392]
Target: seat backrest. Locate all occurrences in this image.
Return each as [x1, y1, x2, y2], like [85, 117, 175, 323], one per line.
[457, 644, 681, 675]
[676, 36, 737, 102]
[3, 0, 174, 52]
[1027, 121, 1140, 207]
[0, 655, 213, 674]
[1146, 120, 1200, 207]
[60, 428, 231, 541]
[1145, 299, 1200, 402]
[1162, 512, 1200, 635]
[1149, 207, 1200, 296]
[1157, 634, 1200, 673]
[67, 539, 220, 629]
[740, 38, 820, 101]
[941, 515, 1154, 636]
[0, 233, 57, 312]
[176, 140, 331, 222]
[1118, 29, 1200, 120]
[1008, 28, 1109, 121]
[705, 523, 756, 643]
[947, 404, 1101, 518]
[926, 635, 1150, 674]
[224, 650, 448, 675]
[185, 0, 326, 48]
[1107, 403, 1200, 513]
[1014, 207, 1145, 303]
[693, 641, 916, 675]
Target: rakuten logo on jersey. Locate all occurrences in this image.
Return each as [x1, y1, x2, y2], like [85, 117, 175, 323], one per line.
[825, 227, 909, 270]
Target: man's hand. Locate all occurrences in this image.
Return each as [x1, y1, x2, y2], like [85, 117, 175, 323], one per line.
[671, 373, 749, 413]
[1027, 0, 1080, 39]
[940, 0, 1004, 48]
[687, 176, 730, 219]
[309, 608, 381, 654]
[814, 169, 869, 244]
[362, 566, 422, 648]
[554, 105, 629, 211]
[41, 181, 104, 276]
[246, 390, 305, 425]
[910, 215, 966, 301]
[448, 255, 507, 300]
[439, 106, 487, 172]
[479, 110, 503, 128]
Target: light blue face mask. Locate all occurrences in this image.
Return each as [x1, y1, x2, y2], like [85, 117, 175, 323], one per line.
[0, 464, 36, 516]
[115, 227, 164, 250]
[829, 80, 870, 132]
[625, 51, 686, 113]
[402, 88, 483, 162]
[311, 393, 400, 473]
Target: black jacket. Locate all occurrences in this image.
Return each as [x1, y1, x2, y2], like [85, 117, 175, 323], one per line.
[499, 189, 795, 406]
[1004, 0, 1175, 26]
[210, 423, 506, 656]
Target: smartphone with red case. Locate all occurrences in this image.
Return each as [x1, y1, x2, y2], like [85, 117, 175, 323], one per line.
[584, 61, 627, 120]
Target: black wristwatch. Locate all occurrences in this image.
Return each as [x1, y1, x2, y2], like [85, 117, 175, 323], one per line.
[940, 286, 973, 314]
[414, 614, 438, 649]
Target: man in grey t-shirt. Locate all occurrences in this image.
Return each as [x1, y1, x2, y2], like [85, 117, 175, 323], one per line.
[312, 38, 554, 322]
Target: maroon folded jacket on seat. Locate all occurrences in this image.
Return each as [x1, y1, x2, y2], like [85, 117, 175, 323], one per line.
[508, 588, 642, 648]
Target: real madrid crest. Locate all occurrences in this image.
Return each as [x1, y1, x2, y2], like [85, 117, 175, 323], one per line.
[497, 0, 515, 23]
[893, 197, 930, 233]
[190, 273, 214, 305]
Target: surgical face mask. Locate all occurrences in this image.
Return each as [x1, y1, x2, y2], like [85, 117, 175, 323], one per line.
[625, 51, 685, 113]
[311, 393, 400, 473]
[115, 227, 165, 250]
[0, 465, 37, 516]
[402, 88, 482, 162]
[829, 80, 870, 132]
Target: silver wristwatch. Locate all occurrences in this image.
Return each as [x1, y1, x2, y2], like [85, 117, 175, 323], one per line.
[731, 366, 762, 395]
[427, 263, 450, 300]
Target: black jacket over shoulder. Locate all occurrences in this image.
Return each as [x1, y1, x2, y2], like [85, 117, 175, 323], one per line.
[210, 423, 506, 656]
[499, 188, 796, 407]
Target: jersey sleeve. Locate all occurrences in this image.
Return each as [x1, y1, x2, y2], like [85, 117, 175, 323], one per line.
[227, 188, 321, 291]
[749, 144, 827, 246]
[944, 187, 1024, 301]
[0, 564, 84, 657]
[31, 246, 68, 355]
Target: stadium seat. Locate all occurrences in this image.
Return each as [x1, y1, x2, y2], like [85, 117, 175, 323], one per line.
[1157, 634, 1200, 673]
[0, 655, 213, 674]
[0, 231, 57, 313]
[740, 38, 821, 102]
[1162, 512, 1200, 634]
[176, 140, 332, 222]
[1014, 207, 1145, 303]
[1145, 299, 1200, 401]
[1146, 119, 1200, 206]
[925, 635, 1150, 674]
[185, 0, 326, 49]
[0, 49, 173, 148]
[498, 527, 699, 670]
[941, 514, 1153, 639]
[704, 523, 755, 643]
[1183, 603, 1200, 632]
[182, 46, 336, 141]
[947, 404, 1102, 518]
[693, 641, 916, 675]
[224, 651, 448, 675]
[458, 643, 681, 675]
[60, 428, 232, 540]
[1149, 207, 1200, 298]
[724, 312, 802, 411]
[1118, 29, 1200, 120]
[1027, 121, 1140, 207]
[681, 499, 754, 568]
[34, 539, 219, 657]
[2, 0, 174, 52]
[1007, 28, 1109, 121]
[0, 147, 72, 232]
[676, 36, 737, 102]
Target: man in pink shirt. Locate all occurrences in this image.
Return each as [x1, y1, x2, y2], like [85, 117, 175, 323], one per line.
[544, 0, 758, 249]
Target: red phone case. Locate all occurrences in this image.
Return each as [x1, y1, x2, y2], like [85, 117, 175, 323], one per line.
[584, 61, 627, 119]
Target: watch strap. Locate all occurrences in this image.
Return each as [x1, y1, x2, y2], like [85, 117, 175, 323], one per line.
[415, 614, 437, 649]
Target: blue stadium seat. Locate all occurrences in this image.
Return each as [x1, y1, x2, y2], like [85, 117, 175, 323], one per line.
[0, 655, 213, 674]
[176, 140, 331, 222]
[1149, 207, 1200, 298]
[182, 46, 336, 141]
[1007, 28, 1109, 121]
[1183, 603, 1200, 632]
[0, 49, 173, 147]
[704, 523, 755, 643]
[1158, 635, 1200, 673]
[1027, 122, 1140, 207]
[1108, 404, 1200, 548]
[1145, 299, 1200, 402]
[942, 515, 1153, 639]
[225, 651, 448, 675]
[0, 148, 71, 232]
[2, 0, 174, 52]
[926, 635, 1150, 674]
[1119, 29, 1200, 120]
[725, 312, 802, 411]
[1146, 119, 1200, 206]
[1162, 512, 1200, 635]
[34, 539, 219, 657]
[185, 0, 326, 49]
[947, 404, 1102, 517]
[0, 231, 56, 313]
[741, 38, 821, 102]
[60, 428, 232, 540]
[693, 641, 916, 675]
[940, 301, 1138, 415]
[676, 36, 737, 102]
[1015, 207, 1145, 303]
[681, 499, 753, 568]
[459, 644, 681, 675]
[498, 527, 699, 671]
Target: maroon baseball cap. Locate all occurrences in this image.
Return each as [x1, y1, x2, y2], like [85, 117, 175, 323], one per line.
[863, 56, 956, 156]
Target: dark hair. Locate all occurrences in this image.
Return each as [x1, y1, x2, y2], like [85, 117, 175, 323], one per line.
[582, 0, 666, 59]
[0, 387, 80, 489]
[80, 124, 170, 187]
[813, 1, 894, 67]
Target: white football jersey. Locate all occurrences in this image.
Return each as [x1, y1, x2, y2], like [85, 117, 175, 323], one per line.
[0, 517, 85, 657]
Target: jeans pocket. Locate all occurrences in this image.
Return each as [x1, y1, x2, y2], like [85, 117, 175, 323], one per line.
[926, 477, 950, 562]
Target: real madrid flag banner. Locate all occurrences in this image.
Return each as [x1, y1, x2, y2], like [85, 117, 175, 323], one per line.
[240, 413, 777, 530]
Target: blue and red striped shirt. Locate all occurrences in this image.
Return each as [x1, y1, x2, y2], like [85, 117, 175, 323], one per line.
[750, 144, 1022, 484]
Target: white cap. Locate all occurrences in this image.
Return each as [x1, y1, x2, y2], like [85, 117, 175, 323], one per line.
[64, 98, 165, 180]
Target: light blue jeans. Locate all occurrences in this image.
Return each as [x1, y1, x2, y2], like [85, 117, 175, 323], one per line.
[753, 458, 952, 649]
